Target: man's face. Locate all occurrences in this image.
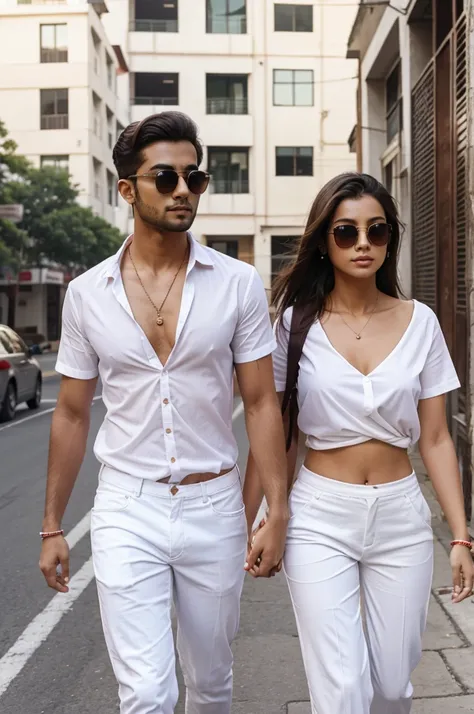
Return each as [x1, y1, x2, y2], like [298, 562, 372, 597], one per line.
[123, 140, 202, 233]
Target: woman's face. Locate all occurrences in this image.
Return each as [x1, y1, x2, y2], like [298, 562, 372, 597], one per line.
[326, 195, 391, 280]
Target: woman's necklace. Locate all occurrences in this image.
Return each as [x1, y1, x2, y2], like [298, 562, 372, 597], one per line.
[128, 244, 189, 327]
[337, 294, 379, 340]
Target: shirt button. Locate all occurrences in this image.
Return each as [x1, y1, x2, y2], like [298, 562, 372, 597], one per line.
[163, 398, 169, 405]
[171, 457, 176, 463]
[166, 428, 172, 434]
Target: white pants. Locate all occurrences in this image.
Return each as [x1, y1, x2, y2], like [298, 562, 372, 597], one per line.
[90, 465, 247, 714]
[284, 466, 434, 714]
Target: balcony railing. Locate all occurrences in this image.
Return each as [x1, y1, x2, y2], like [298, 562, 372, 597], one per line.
[41, 48, 68, 63]
[130, 19, 178, 32]
[207, 16, 246, 34]
[207, 97, 248, 115]
[134, 96, 178, 106]
[41, 113, 69, 130]
[211, 179, 249, 194]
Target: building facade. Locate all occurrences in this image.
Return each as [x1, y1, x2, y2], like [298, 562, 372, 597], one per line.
[0, 0, 130, 340]
[347, 0, 473, 524]
[102, 0, 359, 302]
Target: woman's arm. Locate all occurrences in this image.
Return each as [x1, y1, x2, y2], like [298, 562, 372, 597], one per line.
[418, 395, 473, 603]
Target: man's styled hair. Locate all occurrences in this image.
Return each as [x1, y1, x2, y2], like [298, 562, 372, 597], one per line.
[112, 111, 204, 179]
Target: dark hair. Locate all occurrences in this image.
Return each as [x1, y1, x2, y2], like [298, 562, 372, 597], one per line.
[273, 172, 404, 329]
[112, 111, 204, 179]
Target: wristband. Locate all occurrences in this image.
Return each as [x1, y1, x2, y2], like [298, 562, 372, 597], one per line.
[450, 539, 472, 550]
[40, 529, 64, 539]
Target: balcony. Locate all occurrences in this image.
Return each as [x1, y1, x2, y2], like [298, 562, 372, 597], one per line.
[129, 19, 178, 32]
[210, 179, 249, 195]
[40, 48, 68, 63]
[41, 114, 68, 130]
[207, 97, 248, 115]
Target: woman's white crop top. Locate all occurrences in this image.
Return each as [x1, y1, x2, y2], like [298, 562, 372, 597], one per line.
[272, 300, 460, 450]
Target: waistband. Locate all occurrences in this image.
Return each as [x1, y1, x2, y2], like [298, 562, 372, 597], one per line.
[297, 465, 419, 499]
[99, 463, 241, 500]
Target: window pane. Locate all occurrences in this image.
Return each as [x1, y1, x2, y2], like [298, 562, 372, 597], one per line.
[295, 5, 313, 31]
[229, 0, 246, 33]
[207, 0, 227, 33]
[56, 24, 67, 49]
[295, 70, 313, 83]
[56, 89, 68, 114]
[274, 4, 293, 31]
[41, 90, 55, 115]
[296, 148, 313, 175]
[294, 83, 313, 106]
[276, 154, 294, 176]
[274, 83, 293, 105]
[41, 25, 55, 48]
[274, 69, 293, 83]
[386, 63, 400, 111]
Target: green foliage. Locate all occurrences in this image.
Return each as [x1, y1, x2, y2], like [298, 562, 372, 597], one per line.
[0, 119, 124, 273]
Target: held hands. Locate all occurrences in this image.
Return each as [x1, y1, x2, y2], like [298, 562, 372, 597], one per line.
[245, 512, 288, 578]
[450, 544, 474, 603]
[39, 535, 70, 594]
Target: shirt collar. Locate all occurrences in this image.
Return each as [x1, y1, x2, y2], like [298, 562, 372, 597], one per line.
[100, 231, 214, 283]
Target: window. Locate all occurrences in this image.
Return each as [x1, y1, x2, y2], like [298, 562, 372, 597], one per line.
[206, 74, 248, 114]
[93, 92, 102, 138]
[206, 0, 246, 34]
[276, 147, 313, 176]
[40, 89, 68, 130]
[207, 239, 238, 259]
[208, 148, 249, 194]
[40, 155, 69, 171]
[384, 160, 393, 195]
[133, 0, 178, 32]
[107, 170, 117, 206]
[40, 24, 67, 63]
[271, 236, 297, 290]
[273, 70, 313, 106]
[134, 72, 179, 105]
[106, 53, 114, 89]
[274, 4, 313, 32]
[93, 158, 102, 201]
[386, 61, 402, 143]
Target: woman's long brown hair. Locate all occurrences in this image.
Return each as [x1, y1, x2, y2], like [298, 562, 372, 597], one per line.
[273, 172, 404, 332]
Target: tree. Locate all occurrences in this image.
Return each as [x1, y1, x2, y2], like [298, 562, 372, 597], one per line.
[0, 120, 124, 273]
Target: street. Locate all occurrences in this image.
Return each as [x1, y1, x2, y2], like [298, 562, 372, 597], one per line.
[0, 360, 473, 713]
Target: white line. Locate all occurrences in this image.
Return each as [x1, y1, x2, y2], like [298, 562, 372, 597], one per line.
[38, 399, 58, 404]
[0, 559, 95, 697]
[0, 397, 246, 698]
[0, 396, 102, 433]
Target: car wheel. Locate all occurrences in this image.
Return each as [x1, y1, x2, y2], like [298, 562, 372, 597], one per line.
[27, 376, 42, 410]
[0, 381, 17, 422]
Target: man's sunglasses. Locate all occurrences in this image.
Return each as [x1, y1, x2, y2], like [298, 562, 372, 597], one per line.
[128, 170, 210, 195]
[328, 223, 392, 249]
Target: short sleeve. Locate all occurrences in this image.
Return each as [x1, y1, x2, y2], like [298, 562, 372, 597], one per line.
[55, 284, 99, 380]
[419, 311, 460, 400]
[231, 268, 277, 364]
[273, 308, 292, 392]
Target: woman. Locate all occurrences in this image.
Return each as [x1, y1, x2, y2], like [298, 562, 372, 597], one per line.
[243, 173, 473, 714]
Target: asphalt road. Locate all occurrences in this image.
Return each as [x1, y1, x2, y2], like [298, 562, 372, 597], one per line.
[0, 369, 249, 714]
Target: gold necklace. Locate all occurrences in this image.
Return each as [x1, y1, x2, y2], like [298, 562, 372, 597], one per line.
[128, 244, 188, 327]
[337, 294, 379, 340]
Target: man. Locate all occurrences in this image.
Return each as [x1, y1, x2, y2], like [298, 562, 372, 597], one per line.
[39, 111, 288, 714]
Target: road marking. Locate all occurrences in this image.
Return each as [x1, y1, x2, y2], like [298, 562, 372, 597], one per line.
[0, 399, 246, 698]
[42, 370, 57, 379]
[38, 399, 57, 404]
[0, 396, 102, 433]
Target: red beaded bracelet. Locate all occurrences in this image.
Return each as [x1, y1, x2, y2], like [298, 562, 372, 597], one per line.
[450, 539, 472, 550]
[39, 529, 64, 539]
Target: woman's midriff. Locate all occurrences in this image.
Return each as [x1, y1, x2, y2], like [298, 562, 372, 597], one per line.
[304, 440, 413, 485]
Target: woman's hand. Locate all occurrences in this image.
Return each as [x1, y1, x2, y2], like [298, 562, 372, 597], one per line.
[450, 545, 474, 603]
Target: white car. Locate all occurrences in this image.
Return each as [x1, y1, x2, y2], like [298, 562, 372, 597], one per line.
[0, 325, 42, 422]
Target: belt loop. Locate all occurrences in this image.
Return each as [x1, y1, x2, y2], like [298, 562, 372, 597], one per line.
[135, 479, 144, 498]
[201, 481, 209, 504]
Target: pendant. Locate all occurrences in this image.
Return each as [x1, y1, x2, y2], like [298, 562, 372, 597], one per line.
[156, 316, 164, 326]
[356, 335, 361, 340]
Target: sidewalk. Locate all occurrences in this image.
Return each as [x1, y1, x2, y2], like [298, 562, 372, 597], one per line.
[198, 457, 474, 714]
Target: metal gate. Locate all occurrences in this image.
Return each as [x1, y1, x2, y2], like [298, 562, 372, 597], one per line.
[411, 12, 471, 520]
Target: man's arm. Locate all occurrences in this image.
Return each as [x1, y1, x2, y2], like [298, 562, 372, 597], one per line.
[235, 356, 289, 577]
[39, 375, 97, 592]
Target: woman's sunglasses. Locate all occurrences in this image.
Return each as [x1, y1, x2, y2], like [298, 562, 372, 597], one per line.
[128, 169, 210, 196]
[328, 223, 392, 249]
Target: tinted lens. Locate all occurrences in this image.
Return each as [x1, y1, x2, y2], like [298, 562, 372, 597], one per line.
[368, 223, 391, 246]
[333, 224, 358, 248]
[187, 170, 210, 195]
[155, 170, 179, 194]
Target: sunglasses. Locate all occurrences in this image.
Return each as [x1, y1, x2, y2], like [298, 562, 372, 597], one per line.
[328, 223, 392, 249]
[128, 169, 210, 195]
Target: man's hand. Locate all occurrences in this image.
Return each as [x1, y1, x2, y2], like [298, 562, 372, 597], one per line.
[245, 515, 288, 578]
[39, 536, 70, 593]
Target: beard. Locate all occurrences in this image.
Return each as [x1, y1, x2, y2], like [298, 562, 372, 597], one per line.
[134, 192, 196, 233]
